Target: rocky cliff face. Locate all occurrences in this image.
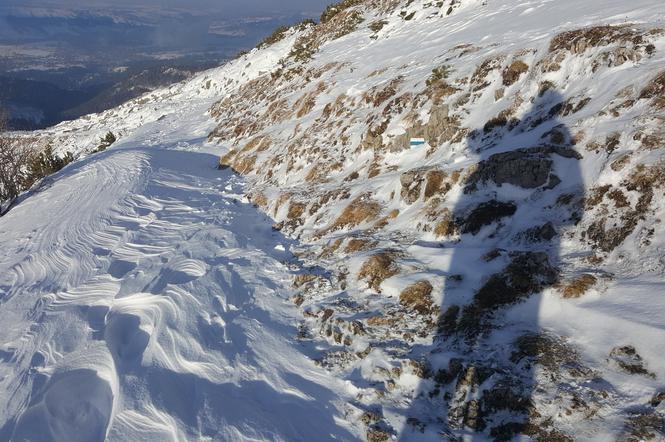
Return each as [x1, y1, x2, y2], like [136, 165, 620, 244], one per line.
[207, 0, 665, 439]
[31, 0, 665, 439]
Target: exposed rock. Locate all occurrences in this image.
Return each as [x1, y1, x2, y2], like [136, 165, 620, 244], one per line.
[207, 11, 665, 442]
[609, 345, 655, 378]
[511, 333, 590, 377]
[624, 412, 665, 441]
[321, 308, 335, 322]
[362, 124, 386, 150]
[391, 104, 462, 151]
[434, 358, 463, 385]
[360, 410, 381, 425]
[437, 305, 460, 337]
[350, 320, 366, 336]
[651, 391, 665, 407]
[366, 427, 391, 442]
[462, 399, 484, 430]
[400, 168, 426, 203]
[465, 145, 581, 192]
[459, 200, 517, 234]
[405, 417, 425, 432]
[456, 252, 557, 335]
[292, 294, 305, 306]
[482, 249, 503, 262]
[479, 252, 558, 307]
[404, 359, 429, 378]
[521, 222, 557, 242]
[490, 422, 573, 442]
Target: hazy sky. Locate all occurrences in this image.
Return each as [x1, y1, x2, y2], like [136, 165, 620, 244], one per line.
[3, 0, 332, 16]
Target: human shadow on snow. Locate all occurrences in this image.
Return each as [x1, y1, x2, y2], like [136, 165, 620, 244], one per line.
[398, 89, 584, 440]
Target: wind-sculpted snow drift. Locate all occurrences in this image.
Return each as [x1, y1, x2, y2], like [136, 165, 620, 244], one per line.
[0, 104, 359, 440]
[2, 0, 665, 440]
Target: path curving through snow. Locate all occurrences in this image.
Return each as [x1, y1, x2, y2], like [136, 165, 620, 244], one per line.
[0, 104, 358, 441]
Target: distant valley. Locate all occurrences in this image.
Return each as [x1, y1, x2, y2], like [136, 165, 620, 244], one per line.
[0, 4, 316, 129]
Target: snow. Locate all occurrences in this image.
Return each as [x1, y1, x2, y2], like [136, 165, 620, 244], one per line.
[2, 0, 665, 439]
[0, 97, 358, 440]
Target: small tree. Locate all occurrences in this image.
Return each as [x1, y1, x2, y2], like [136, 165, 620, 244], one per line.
[22, 144, 74, 189]
[0, 108, 75, 214]
[102, 131, 116, 145]
[93, 131, 117, 153]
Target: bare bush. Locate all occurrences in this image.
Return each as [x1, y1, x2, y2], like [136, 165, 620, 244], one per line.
[0, 110, 33, 207]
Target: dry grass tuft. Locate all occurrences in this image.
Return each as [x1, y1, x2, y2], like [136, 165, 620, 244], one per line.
[400, 280, 434, 314]
[639, 70, 665, 108]
[626, 161, 665, 192]
[607, 189, 630, 208]
[549, 25, 637, 53]
[434, 209, 455, 237]
[321, 194, 381, 234]
[561, 274, 597, 298]
[293, 274, 319, 288]
[219, 150, 236, 169]
[366, 428, 391, 442]
[585, 184, 611, 208]
[423, 170, 450, 200]
[305, 163, 331, 183]
[364, 76, 404, 107]
[502, 60, 529, 86]
[242, 136, 271, 153]
[471, 56, 504, 91]
[289, 6, 363, 62]
[345, 238, 378, 253]
[249, 192, 268, 208]
[372, 208, 399, 231]
[358, 252, 398, 292]
[287, 201, 306, 220]
[319, 238, 344, 258]
[610, 154, 631, 171]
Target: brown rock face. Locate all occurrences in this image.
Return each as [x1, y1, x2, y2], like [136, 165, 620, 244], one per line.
[400, 168, 426, 204]
[465, 145, 581, 192]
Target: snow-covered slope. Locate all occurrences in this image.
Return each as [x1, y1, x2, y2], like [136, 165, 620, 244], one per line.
[0, 99, 360, 440]
[2, 0, 665, 440]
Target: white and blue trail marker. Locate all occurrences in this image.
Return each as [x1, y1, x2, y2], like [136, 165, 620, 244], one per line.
[410, 137, 426, 148]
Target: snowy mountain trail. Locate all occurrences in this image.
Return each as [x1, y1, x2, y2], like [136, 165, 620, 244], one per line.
[0, 103, 359, 441]
[2, 0, 665, 439]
